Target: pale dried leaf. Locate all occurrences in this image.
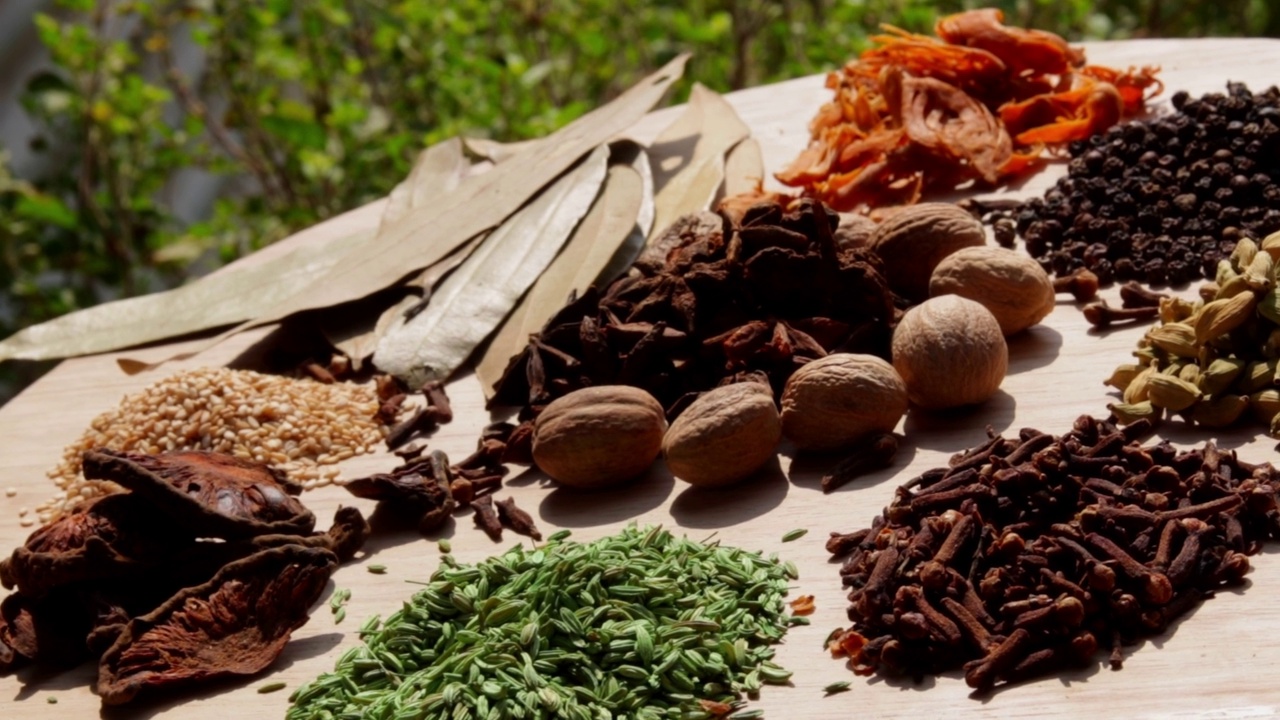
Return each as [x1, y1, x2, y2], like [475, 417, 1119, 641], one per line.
[0, 229, 370, 363]
[647, 83, 750, 240]
[380, 138, 469, 230]
[463, 137, 539, 164]
[721, 137, 764, 199]
[324, 232, 489, 368]
[372, 145, 610, 387]
[474, 153, 648, 397]
[120, 55, 687, 374]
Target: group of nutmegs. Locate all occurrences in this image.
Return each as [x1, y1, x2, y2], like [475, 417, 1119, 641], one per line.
[505, 197, 1085, 492]
[0, 450, 367, 706]
[1105, 232, 1280, 434]
[827, 416, 1273, 692]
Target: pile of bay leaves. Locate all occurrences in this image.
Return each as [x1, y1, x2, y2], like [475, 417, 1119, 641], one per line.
[0, 54, 767, 395]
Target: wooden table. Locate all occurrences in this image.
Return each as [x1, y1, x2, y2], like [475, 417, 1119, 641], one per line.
[4, 37, 1279, 719]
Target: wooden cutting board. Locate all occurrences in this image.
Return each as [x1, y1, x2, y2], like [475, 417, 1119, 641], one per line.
[2, 37, 1279, 720]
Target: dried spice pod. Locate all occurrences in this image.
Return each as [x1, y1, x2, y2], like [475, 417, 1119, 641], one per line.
[780, 353, 907, 451]
[97, 544, 337, 706]
[663, 381, 781, 486]
[532, 385, 667, 489]
[891, 295, 1007, 409]
[0, 492, 186, 597]
[869, 203, 987, 301]
[929, 246, 1055, 335]
[82, 450, 315, 539]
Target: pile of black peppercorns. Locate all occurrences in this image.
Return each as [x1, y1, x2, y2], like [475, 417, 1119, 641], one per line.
[991, 82, 1280, 287]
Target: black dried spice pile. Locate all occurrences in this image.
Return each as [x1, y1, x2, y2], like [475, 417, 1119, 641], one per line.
[488, 196, 900, 422]
[992, 82, 1280, 287]
[826, 415, 1279, 693]
[0, 450, 368, 706]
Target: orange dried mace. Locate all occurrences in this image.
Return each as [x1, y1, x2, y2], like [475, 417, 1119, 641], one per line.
[777, 8, 1162, 211]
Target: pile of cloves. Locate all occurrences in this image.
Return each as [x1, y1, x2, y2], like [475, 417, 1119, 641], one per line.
[826, 415, 1279, 693]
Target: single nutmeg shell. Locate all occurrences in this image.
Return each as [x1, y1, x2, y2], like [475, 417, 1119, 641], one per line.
[929, 246, 1055, 335]
[780, 353, 908, 451]
[663, 382, 781, 487]
[834, 213, 877, 250]
[532, 385, 666, 489]
[892, 295, 1008, 410]
[869, 203, 987, 300]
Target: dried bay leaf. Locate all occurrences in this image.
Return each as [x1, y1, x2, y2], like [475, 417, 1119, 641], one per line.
[322, 139, 481, 367]
[721, 136, 765, 199]
[474, 147, 651, 397]
[373, 145, 611, 387]
[380, 138, 470, 230]
[647, 83, 750, 241]
[120, 55, 687, 373]
[0, 228, 370, 363]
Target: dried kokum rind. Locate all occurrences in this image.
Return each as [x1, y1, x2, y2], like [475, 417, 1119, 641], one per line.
[97, 544, 337, 706]
[0, 589, 95, 670]
[82, 450, 315, 539]
[0, 492, 186, 597]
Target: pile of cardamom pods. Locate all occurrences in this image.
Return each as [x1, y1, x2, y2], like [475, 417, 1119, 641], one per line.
[1106, 232, 1280, 434]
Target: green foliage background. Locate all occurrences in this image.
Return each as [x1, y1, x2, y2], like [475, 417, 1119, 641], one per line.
[1, 0, 1277, 404]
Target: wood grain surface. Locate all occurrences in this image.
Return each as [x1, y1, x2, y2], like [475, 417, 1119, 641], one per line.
[3, 37, 1280, 720]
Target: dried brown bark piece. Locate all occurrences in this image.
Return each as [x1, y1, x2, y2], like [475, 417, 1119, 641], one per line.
[0, 492, 186, 597]
[82, 450, 315, 539]
[97, 544, 336, 706]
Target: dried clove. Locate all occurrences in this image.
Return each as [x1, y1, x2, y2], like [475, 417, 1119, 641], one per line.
[829, 415, 1280, 692]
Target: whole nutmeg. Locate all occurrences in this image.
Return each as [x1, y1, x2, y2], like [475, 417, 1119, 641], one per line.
[780, 353, 908, 451]
[892, 295, 1008, 409]
[532, 385, 666, 489]
[929, 246, 1055, 335]
[834, 213, 877, 249]
[662, 382, 780, 487]
[869, 203, 987, 300]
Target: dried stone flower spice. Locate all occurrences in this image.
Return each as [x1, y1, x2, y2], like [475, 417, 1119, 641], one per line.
[43, 366, 394, 523]
[288, 526, 798, 720]
[1102, 235, 1280, 434]
[0, 451, 367, 705]
[992, 82, 1280, 287]
[489, 196, 899, 424]
[828, 416, 1274, 692]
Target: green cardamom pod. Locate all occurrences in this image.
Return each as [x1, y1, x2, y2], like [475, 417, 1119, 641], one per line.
[1146, 373, 1202, 412]
[1158, 297, 1200, 324]
[1177, 363, 1201, 385]
[1193, 291, 1257, 346]
[1123, 364, 1157, 404]
[1103, 364, 1143, 392]
[1198, 357, 1245, 396]
[1199, 282, 1221, 302]
[1265, 329, 1280, 360]
[1270, 411, 1280, 440]
[1107, 400, 1159, 425]
[1160, 361, 1185, 376]
[1261, 229, 1280, 263]
[1186, 395, 1247, 428]
[1251, 389, 1280, 424]
[1231, 237, 1259, 272]
[1147, 323, 1198, 358]
[1133, 346, 1158, 365]
[1245, 252, 1275, 291]
[1259, 287, 1280, 327]
[1237, 360, 1278, 394]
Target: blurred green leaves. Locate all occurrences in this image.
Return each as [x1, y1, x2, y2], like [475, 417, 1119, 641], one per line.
[1, 0, 1276, 404]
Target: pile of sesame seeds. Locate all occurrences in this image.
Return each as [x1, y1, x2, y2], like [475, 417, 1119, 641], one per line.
[37, 366, 391, 525]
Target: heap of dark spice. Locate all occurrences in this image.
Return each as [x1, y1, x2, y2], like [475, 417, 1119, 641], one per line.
[984, 82, 1280, 288]
[0, 450, 368, 706]
[487, 196, 901, 441]
[826, 415, 1276, 693]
